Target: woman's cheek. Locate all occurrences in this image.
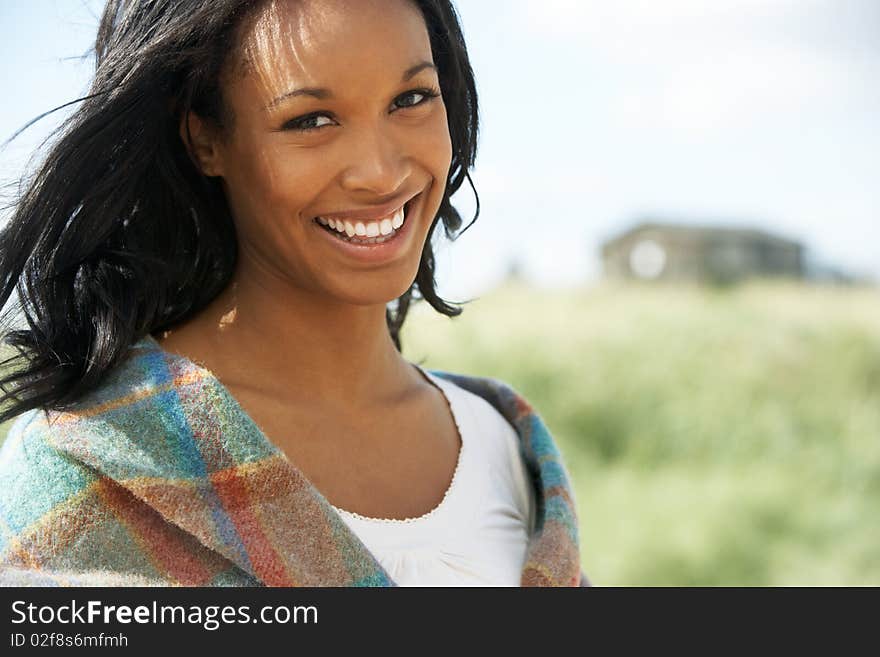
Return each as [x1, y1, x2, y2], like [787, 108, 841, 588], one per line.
[426, 107, 453, 177]
[241, 148, 312, 220]
[222, 141, 284, 221]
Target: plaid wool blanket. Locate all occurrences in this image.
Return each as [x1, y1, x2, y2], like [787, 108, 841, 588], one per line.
[0, 334, 588, 586]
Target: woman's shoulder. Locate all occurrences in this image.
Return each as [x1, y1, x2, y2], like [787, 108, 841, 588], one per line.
[0, 335, 257, 497]
[0, 340, 185, 471]
[421, 367, 574, 489]
[422, 367, 587, 585]
[418, 368, 561, 455]
[0, 408, 96, 488]
[0, 359, 261, 586]
[420, 368, 540, 427]
[0, 408, 105, 567]
[0, 405, 255, 587]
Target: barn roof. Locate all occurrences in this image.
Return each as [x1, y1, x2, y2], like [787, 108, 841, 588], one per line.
[602, 220, 803, 252]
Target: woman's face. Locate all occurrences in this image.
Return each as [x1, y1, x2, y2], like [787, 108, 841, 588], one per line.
[194, 0, 453, 305]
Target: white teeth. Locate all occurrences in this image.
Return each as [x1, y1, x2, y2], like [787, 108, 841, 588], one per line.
[391, 207, 404, 229]
[316, 203, 408, 239]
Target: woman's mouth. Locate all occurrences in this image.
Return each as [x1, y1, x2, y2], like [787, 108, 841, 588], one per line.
[310, 195, 419, 264]
[314, 203, 407, 244]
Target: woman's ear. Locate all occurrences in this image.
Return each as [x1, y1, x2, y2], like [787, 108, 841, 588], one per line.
[179, 111, 224, 177]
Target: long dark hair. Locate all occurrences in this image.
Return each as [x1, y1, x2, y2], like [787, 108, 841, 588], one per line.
[0, 0, 480, 424]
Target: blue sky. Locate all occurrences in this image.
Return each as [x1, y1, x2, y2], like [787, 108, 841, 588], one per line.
[1, 0, 877, 299]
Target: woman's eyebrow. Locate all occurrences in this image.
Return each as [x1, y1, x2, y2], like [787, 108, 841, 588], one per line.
[265, 61, 437, 110]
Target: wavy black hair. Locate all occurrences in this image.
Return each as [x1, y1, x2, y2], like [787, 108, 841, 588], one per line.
[0, 0, 480, 424]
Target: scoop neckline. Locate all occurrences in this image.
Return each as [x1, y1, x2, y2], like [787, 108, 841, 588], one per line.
[330, 363, 466, 525]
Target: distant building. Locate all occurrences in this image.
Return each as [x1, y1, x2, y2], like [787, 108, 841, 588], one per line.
[602, 221, 804, 283]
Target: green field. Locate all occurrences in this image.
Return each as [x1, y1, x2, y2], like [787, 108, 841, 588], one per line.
[2, 280, 878, 585]
[400, 280, 880, 585]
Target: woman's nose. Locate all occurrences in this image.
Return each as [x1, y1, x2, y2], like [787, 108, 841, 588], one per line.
[340, 125, 411, 196]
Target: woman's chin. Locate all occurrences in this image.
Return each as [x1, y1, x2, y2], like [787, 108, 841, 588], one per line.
[323, 275, 418, 308]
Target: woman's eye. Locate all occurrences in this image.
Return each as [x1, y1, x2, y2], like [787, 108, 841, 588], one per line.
[283, 113, 336, 132]
[394, 88, 440, 109]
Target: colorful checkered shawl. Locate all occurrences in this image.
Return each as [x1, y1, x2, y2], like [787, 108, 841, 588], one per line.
[0, 334, 588, 587]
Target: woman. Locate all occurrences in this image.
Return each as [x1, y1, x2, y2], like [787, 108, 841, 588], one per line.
[0, 0, 587, 586]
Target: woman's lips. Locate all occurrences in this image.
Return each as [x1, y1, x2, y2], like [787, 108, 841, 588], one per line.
[311, 194, 419, 263]
[312, 193, 416, 224]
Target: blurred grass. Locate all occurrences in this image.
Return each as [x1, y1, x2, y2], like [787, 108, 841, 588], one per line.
[1, 280, 877, 585]
[400, 280, 880, 585]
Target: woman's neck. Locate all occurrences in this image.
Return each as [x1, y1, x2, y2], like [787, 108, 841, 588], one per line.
[155, 271, 421, 413]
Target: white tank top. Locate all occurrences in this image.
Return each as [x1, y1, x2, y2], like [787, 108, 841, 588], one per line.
[331, 363, 537, 586]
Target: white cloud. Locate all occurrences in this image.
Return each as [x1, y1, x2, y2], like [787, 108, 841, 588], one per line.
[614, 42, 843, 138]
[516, 0, 812, 43]
[508, 0, 874, 139]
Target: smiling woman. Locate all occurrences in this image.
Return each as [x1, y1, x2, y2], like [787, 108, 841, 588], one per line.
[0, 0, 586, 587]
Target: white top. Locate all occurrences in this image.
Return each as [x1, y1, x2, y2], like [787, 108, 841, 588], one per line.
[331, 363, 537, 586]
